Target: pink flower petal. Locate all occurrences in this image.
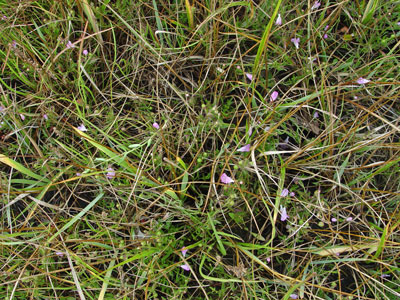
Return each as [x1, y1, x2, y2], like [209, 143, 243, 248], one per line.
[346, 217, 353, 222]
[275, 14, 282, 26]
[83, 49, 88, 55]
[331, 217, 337, 223]
[246, 73, 253, 81]
[270, 91, 279, 102]
[324, 25, 329, 30]
[106, 167, 115, 179]
[43, 114, 48, 120]
[313, 111, 319, 118]
[289, 192, 295, 197]
[323, 33, 328, 39]
[237, 144, 251, 152]
[220, 173, 234, 184]
[280, 205, 288, 221]
[66, 40, 75, 49]
[180, 264, 190, 271]
[266, 257, 271, 263]
[311, 1, 321, 10]
[281, 188, 289, 197]
[181, 247, 188, 257]
[356, 77, 370, 84]
[291, 37, 300, 49]
[20, 114, 25, 120]
[290, 294, 298, 299]
[153, 122, 160, 129]
[77, 124, 87, 131]
[55, 251, 64, 257]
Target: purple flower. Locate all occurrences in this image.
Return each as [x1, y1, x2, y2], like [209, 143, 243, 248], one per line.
[248, 126, 253, 137]
[43, 114, 48, 120]
[346, 217, 353, 222]
[313, 111, 319, 118]
[281, 188, 289, 197]
[181, 247, 188, 257]
[66, 40, 75, 49]
[220, 173, 234, 184]
[291, 37, 300, 49]
[11, 40, 17, 48]
[20, 114, 25, 120]
[331, 217, 337, 223]
[246, 73, 253, 81]
[152, 122, 160, 129]
[266, 257, 271, 263]
[180, 264, 190, 271]
[280, 205, 288, 221]
[55, 251, 64, 257]
[311, 1, 321, 10]
[289, 192, 295, 197]
[77, 124, 87, 131]
[275, 14, 282, 26]
[106, 167, 115, 179]
[237, 144, 251, 152]
[356, 77, 370, 85]
[381, 274, 390, 279]
[290, 294, 298, 299]
[82, 49, 88, 55]
[324, 25, 329, 31]
[270, 91, 279, 102]
[323, 33, 328, 39]
[1, 15, 7, 20]
[397, 21, 400, 26]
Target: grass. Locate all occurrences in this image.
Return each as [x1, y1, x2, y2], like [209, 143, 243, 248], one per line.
[0, 0, 399, 299]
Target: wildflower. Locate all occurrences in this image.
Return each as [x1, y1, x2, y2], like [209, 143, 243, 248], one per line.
[248, 126, 253, 137]
[311, 1, 321, 10]
[290, 294, 298, 299]
[20, 114, 25, 120]
[356, 77, 370, 85]
[66, 40, 75, 49]
[346, 217, 353, 222]
[43, 114, 48, 120]
[281, 188, 289, 197]
[246, 73, 253, 81]
[180, 264, 190, 271]
[76, 173, 82, 176]
[82, 49, 88, 55]
[275, 14, 282, 26]
[290, 192, 295, 197]
[324, 25, 329, 31]
[106, 167, 115, 179]
[11, 40, 17, 48]
[266, 257, 271, 263]
[331, 217, 337, 223]
[397, 21, 400, 26]
[152, 122, 160, 129]
[1, 15, 7, 20]
[291, 37, 300, 49]
[220, 173, 234, 184]
[313, 111, 319, 118]
[55, 251, 64, 257]
[354, 96, 358, 100]
[381, 274, 390, 279]
[77, 124, 87, 131]
[280, 205, 289, 221]
[323, 33, 328, 39]
[270, 91, 279, 102]
[237, 144, 251, 152]
[181, 247, 188, 257]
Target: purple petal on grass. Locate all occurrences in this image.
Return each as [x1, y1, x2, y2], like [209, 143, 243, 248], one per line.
[76, 173, 82, 176]
[313, 111, 319, 118]
[20, 114, 25, 120]
[248, 126, 253, 137]
[77, 124, 87, 131]
[324, 25, 329, 30]
[83, 49, 88, 55]
[311, 1, 321, 10]
[290, 192, 295, 197]
[381, 274, 391, 279]
[55, 251, 64, 257]
[266, 257, 271, 263]
[290, 294, 298, 299]
[106, 167, 115, 179]
[281, 188, 289, 197]
[291, 37, 300, 49]
[11, 40, 17, 48]
[152, 122, 160, 129]
[356, 77, 370, 85]
[246, 73, 253, 81]
[346, 217, 353, 222]
[1, 15, 7, 20]
[275, 14, 282, 26]
[220, 173, 234, 184]
[180, 264, 190, 271]
[43, 114, 48, 120]
[66, 40, 75, 49]
[181, 247, 188, 257]
[237, 144, 251, 152]
[280, 205, 289, 221]
[331, 217, 337, 223]
[323, 33, 328, 39]
[270, 91, 279, 102]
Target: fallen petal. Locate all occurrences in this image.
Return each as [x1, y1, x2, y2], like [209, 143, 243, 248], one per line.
[181, 247, 188, 257]
[281, 188, 289, 197]
[77, 124, 87, 131]
[270, 91, 279, 102]
[246, 73, 253, 81]
[280, 205, 289, 221]
[356, 77, 370, 85]
[331, 217, 337, 223]
[20, 114, 25, 120]
[237, 144, 251, 152]
[220, 173, 234, 184]
[180, 264, 190, 271]
[311, 1, 321, 10]
[290, 294, 298, 299]
[83, 49, 88, 55]
[275, 14, 282, 26]
[153, 122, 160, 129]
